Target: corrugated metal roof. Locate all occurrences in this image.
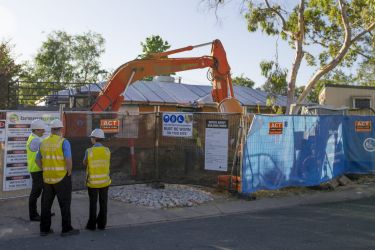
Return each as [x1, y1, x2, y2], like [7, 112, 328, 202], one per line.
[57, 80, 287, 107]
[123, 81, 287, 107]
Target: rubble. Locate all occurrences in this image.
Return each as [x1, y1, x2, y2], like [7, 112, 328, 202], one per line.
[107, 184, 215, 209]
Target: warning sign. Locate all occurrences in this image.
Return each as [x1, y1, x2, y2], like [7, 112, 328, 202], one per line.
[100, 119, 120, 133]
[269, 122, 283, 135]
[355, 121, 371, 132]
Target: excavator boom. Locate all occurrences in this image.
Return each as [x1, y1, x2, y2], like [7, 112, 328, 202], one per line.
[91, 39, 241, 113]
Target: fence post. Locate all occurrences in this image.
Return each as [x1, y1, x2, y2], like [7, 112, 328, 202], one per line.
[154, 106, 160, 180]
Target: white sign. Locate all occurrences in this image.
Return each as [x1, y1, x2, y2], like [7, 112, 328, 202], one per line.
[3, 111, 60, 191]
[162, 113, 193, 137]
[204, 120, 229, 171]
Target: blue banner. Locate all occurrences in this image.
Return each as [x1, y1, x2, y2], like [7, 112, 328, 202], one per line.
[242, 115, 375, 194]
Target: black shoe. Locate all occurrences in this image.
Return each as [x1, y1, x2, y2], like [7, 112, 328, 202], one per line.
[61, 228, 80, 237]
[30, 215, 41, 222]
[40, 229, 54, 236]
[85, 225, 96, 231]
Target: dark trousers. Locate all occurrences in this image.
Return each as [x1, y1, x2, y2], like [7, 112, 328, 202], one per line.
[87, 186, 109, 229]
[29, 171, 43, 219]
[40, 175, 73, 233]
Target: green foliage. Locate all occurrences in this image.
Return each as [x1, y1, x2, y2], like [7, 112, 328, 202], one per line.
[356, 53, 375, 86]
[0, 41, 22, 109]
[243, 0, 375, 68]
[232, 73, 255, 88]
[295, 69, 354, 103]
[260, 60, 288, 96]
[139, 35, 171, 59]
[26, 30, 107, 83]
[139, 35, 171, 81]
[21, 30, 107, 105]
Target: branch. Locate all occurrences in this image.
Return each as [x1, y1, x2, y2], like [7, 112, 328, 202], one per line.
[295, 0, 351, 110]
[264, 0, 294, 37]
[351, 22, 375, 43]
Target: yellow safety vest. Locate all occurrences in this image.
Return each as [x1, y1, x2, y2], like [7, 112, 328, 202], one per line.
[40, 134, 67, 184]
[26, 134, 41, 173]
[87, 146, 111, 188]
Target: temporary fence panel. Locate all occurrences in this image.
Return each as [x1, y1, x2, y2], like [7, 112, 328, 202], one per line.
[0, 110, 243, 199]
[0, 111, 60, 199]
[242, 115, 375, 194]
[157, 112, 242, 186]
[343, 116, 375, 173]
[64, 112, 157, 190]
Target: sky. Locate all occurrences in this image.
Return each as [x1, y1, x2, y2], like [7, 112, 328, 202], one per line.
[0, 0, 318, 88]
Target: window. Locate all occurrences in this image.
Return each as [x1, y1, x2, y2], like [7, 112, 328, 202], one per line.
[352, 97, 371, 109]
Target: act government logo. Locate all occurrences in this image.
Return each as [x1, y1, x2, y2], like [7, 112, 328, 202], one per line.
[363, 137, 375, 152]
[9, 114, 19, 123]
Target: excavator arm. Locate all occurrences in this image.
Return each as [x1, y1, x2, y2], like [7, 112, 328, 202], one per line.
[91, 39, 241, 112]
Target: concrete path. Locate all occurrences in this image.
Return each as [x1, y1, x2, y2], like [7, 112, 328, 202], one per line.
[0, 183, 374, 240]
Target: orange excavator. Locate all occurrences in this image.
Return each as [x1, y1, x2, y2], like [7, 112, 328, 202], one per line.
[91, 39, 242, 113]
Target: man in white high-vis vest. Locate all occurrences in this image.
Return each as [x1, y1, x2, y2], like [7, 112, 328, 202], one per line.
[36, 119, 79, 237]
[83, 128, 111, 231]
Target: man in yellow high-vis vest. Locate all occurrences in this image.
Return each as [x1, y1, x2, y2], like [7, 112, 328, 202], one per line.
[36, 119, 79, 237]
[83, 128, 111, 231]
[27, 119, 45, 221]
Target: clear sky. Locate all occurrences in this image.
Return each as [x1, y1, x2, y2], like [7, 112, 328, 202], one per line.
[0, 0, 316, 87]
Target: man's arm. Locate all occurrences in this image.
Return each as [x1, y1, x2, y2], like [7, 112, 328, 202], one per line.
[82, 149, 88, 166]
[35, 151, 42, 169]
[62, 140, 73, 176]
[65, 158, 72, 176]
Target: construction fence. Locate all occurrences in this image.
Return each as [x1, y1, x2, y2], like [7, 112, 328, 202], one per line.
[0, 110, 245, 199]
[243, 115, 375, 194]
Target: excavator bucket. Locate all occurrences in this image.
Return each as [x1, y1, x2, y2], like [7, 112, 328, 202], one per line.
[218, 98, 243, 113]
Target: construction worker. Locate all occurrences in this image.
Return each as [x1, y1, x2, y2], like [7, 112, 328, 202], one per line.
[27, 119, 45, 221]
[83, 128, 111, 231]
[36, 119, 79, 237]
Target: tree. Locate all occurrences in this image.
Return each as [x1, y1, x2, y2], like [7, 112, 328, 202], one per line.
[138, 35, 171, 81]
[232, 73, 255, 88]
[0, 41, 22, 109]
[205, 0, 375, 113]
[139, 35, 171, 59]
[20, 31, 107, 105]
[356, 52, 375, 86]
[295, 69, 354, 103]
[259, 60, 288, 113]
[27, 30, 107, 84]
[260, 60, 287, 96]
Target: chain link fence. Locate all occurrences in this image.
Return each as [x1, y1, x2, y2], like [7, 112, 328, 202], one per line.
[63, 112, 244, 190]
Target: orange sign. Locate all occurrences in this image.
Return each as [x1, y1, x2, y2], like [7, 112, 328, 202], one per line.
[100, 119, 120, 133]
[355, 121, 371, 132]
[269, 122, 283, 135]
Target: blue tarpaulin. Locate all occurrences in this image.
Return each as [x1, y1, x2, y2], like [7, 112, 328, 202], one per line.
[242, 115, 375, 194]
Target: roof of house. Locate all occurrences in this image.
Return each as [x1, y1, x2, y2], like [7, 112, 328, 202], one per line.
[123, 81, 287, 107]
[54, 80, 287, 107]
[324, 84, 375, 90]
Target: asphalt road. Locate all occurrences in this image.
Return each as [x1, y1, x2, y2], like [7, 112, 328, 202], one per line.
[2, 197, 375, 250]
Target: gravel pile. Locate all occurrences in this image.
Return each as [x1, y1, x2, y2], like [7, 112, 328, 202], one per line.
[108, 184, 215, 209]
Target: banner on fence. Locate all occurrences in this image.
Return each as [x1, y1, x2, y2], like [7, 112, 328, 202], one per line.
[241, 115, 375, 194]
[3, 111, 59, 191]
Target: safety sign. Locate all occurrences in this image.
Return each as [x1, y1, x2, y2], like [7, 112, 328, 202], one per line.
[162, 113, 193, 137]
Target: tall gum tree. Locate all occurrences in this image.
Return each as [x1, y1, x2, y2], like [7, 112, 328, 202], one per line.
[205, 0, 375, 113]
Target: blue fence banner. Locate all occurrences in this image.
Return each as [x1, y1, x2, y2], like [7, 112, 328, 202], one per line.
[242, 115, 375, 194]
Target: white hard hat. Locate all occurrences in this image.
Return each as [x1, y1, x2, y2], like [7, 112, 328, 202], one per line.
[90, 128, 105, 139]
[50, 119, 64, 128]
[30, 119, 45, 130]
